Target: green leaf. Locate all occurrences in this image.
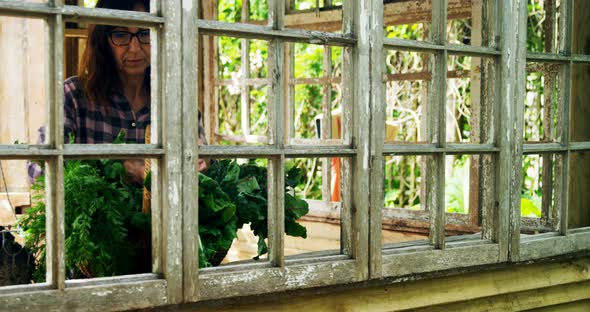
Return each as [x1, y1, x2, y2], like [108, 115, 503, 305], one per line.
[256, 237, 268, 258]
[237, 176, 260, 194]
[285, 194, 309, 218]
[285, 220, 307, 238]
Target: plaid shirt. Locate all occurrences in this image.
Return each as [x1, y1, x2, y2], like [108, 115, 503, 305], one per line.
[28, 76, 206, 182]
[63, 76, 151, 144]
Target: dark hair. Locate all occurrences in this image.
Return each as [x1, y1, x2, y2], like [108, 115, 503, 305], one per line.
[78, 0, 150, 107]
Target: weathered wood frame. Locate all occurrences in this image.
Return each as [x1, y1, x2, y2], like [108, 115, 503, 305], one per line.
[371, 0, 507, 278]
[518, 0, 590, 261]
[0, 0, 589, 310]
[195, 0, 366, 300]
[0, 0, 170, 310]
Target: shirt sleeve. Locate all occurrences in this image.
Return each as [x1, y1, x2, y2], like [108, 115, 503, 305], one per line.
[198, 110, 207, 145]
[26, 126, 46, 184]
[63, 81, 78, 144]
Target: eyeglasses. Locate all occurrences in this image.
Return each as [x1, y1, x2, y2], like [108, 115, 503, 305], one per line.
[109, 30, 151, 46]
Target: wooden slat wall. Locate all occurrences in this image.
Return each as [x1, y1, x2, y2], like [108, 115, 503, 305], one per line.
[174, 257, 590, 312]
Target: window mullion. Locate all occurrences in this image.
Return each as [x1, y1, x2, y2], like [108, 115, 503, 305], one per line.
[427, 0, 447, 250]
[350, 0, 371, 281]
[499, 0, 528, 262]
[268, 0, 285, 268]
[366, 0, 385, 279]
[149, 0, 163, 275]
[557, 0, 574, 235]
[339, 0, 354, 260]
[45, 0, 65, 290]
[241, 1, 251, 138]
[162, 0, 184, 304]
[321, 46, 333, 200]
[181, 0, 200, 302]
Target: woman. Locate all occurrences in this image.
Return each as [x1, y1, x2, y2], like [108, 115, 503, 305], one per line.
[29, 0, 207, 184]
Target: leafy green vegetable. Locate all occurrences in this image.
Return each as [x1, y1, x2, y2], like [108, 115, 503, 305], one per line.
[21, 158, 148, 280]
[192, 159, 308, 266]
[21, 155, 309, 277]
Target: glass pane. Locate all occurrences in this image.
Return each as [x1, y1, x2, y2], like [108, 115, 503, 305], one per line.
[1, 160, 46, 286]
[571, 63, 590, 142]
[207, 0, 269, 23]
[286, 0, 343, 33]
[573, 0, 590, 54]
[200, 158, 270, 267]
[446, 55, 496, 143]
[61, 158, 156, 279]
[444, 154, 491, 240]
[569, 152, 590, 229]
[288, 44, 345, 143]
[210, 36, 270, 146]
[520, 154, 557, 234]
[284, 157, 348, 258]
[524, 62, 561, 143]
[447, 0, 496, 47]
[384, 51, 430, 143]
[384, 1, 430, 42]
[382, 155, 430, 247]
[0, 17, 48, 145]
[527, 0, 561, 53]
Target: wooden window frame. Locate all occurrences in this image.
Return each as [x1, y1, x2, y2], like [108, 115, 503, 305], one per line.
[0, 0, 589, 310]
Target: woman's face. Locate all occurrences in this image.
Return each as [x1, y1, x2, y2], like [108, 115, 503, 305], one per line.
[108, 3, 150, 80]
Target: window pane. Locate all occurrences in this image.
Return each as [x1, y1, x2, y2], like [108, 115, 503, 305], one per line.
[62, 158, 156, 280]
[384, 51, 430, 143]
[571, 63, 590, 142]
[0, 17, 48, 145]
[444, 154, 492, 240]
[446, 0, 496, 47]
[524, 62, 561, 143]
[208, 36, 270, 146]
[446, 55, 496, 144]
[199, 158, 270, 267]
[286, 0, 343, 33]
[569, 151, 590, 229]
[384, 1, 430, 42]
[572, 0, 590, 55]
[284, 157, 349, 259]
[1, 160, 47, 286]
[382, 155, 430, 247]
[206, 0, 269, 23]
[527, 0, 561, 53]
[287, 44, 345, 143]
[520, 154, 558, 234]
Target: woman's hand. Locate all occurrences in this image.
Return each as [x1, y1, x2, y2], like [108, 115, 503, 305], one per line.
[198, 158, 210, 172]
[123, 159, 146, 186]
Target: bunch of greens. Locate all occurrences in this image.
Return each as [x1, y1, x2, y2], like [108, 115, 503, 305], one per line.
[21, 148, 309, 278]
[21, 157, 148, 281]
[198, 159, 308, 267]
